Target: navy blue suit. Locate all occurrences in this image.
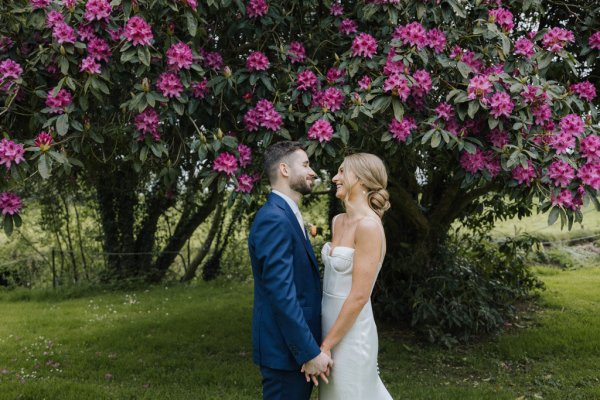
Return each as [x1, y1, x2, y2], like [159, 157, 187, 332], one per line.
[248, 193, 322, 400]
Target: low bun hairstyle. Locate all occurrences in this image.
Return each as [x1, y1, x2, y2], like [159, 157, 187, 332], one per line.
[343, 153, 391, 218]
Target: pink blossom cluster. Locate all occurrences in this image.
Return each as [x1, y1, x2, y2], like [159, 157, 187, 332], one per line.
[30, 0, 50, 9]
[236, 173, 255, 193]
[287, 42, 306, 64]
[62, 0, 77, 7]
[330, 3, 343, 16]
[87, 37, 112, 61]
[0, 59, 23, 85]
[393, 22, 446, 53]
[488, 7, 514, 31]
[570, 81, 596, 102]
[559, 114, 585, 137]
[191, 79, 209, 99]
[467, 75, 493, 100]
[124, 16, 153, 47]
[78, 25, 97, 42]
[246, 0, 269, 18]
[296, 70, 318, 92]
[181, 0, 197, 10]
[547, 159, 575, 187]
[326, 68, 345, 85]
[156, 72, 183, 98]
[35, 131, 54, 151]
[202, 51, 224, 71]
[313, 87, 344, 112]
[0, 192, 22, 216]
[246, 51, 270, 71]
[213, 152, 238, 175]
[46, 87, 73, 114]
[578, 162, 600, 190]
[134, 108, 161, 141]
[308, 119, 334, 142]
[52, 22, 77, 44]
[542, 27, 574, 53]
[580, 135, 600, 161]
[550, 130, 575, 154]
[384, 73, 410, 101]
[108, 27, 124, 41]
[512, 161, 537, 186]
[389, 117, 416, 142]
[0, 138, 25, 169]
[514, 38, 535, 59]
[489, 91, 514, 118]
[238, 144, 252, 167]
[244, 99, 283, 131]
[80, 56, 101, 74]
[411, 70, 432, 97]
[46, 11, 65, 28]
[590, 32, 600, 50]
[339, 19, 358, 36]
[383, 48, 404, 75]
[358, 75, 371, 91]
[351, 33, 378, 58]
[167, 42, 194, 70]
[488, 129, 509, 148]
[435, 102, 454, 121]
[460, 148, 487, 174]
[84, 0, 112, 22]
[551, 189, 580, 209]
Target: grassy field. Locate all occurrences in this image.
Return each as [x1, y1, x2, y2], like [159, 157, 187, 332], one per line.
[0, 264, 599, 399]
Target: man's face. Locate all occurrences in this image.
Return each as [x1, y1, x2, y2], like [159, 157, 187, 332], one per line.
[284, 150, 316, 195]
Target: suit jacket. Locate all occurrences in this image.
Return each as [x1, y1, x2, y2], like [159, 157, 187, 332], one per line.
[248, 192, 322, 371]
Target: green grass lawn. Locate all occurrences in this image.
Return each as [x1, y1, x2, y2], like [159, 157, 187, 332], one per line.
[1, 266, 599, 399]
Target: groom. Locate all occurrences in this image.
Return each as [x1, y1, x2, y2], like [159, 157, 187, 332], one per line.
[248, 141, 332, 400]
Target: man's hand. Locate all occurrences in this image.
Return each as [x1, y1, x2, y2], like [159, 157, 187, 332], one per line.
[300, 351, 333, 386]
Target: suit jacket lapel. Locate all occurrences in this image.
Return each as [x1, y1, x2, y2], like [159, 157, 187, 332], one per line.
[268, 193, 319, 272]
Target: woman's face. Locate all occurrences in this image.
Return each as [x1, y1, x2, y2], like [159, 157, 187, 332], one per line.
[332, 162, 359, 200]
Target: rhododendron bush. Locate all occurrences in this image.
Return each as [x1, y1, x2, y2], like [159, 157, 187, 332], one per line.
[0, 0, 599, 293]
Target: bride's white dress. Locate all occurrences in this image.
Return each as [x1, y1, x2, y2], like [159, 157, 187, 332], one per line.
[319, 238, 392, 399]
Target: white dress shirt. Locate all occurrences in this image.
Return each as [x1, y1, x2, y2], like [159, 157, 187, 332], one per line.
[272, 190, 306, 238]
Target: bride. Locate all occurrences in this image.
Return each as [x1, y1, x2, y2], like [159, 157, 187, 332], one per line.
[318, 153, 393, 400]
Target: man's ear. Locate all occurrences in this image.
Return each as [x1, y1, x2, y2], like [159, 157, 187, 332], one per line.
[278, 162, 289, 178]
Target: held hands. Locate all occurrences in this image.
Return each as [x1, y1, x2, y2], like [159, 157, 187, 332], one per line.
[300, 349, 333, 386]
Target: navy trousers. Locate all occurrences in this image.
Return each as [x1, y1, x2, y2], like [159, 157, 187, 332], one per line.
[260, 366, 313, 400]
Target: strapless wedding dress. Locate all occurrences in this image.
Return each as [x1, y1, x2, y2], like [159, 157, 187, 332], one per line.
[319, 242, 392, 400]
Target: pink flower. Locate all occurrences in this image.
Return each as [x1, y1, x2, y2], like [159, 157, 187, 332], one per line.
[547, 159, 575, 187]
[514, 38, 535, 59]
[156, 72, 183, 98]
[488, 129, 508, 148]
[108, 28, 124, 41]
[542, 27, 574, 53]
[512, 161, 536, 186]
[489, 91, 514, 118]
[296, 70, 318, 92]
[551, 189, 576, 209]
[570, 81, 596, 102]
[80, 56, 101, 74]
[467, 75, 493, 100]
[0, 192, 22, 216]
[578, 162, 600, 190]
[246, 0, 268, 18]
[411, 69, 432, 97]
[30, 0, 50, 9]
[550, 130, 576, 154]
[308, 119, 334, 142]
[213, 152, 238, 175]
[589, 32, 600, 50]
[383, 48, 403, 76]
[521, 84, 548, 106]
[124, 16, 153, 47]
[317, 87, 344, 112]
[287, 42, 306, 64]
[236, 173, 254, 193]
[181, 0, 197, 10]
[78, 25, 97, 42]
[339, 19, 358, 35]
[203, 51, 223, 71]
[87, 37, 111, 61]
[46, 87, 73, 114]
[330, 3, 343, 16]
[244, 99, 282, 132]
[532, 104, 552, 126]
[243, 108, 260, 131]
[484, 151, 502, 177]
[35, 131, 54, 151]
[246, 51, 269, 71]
[559, 114, 585, 137]
[384, 73, 410, 101]
[580, 135, 600, 161]
[393, 22, 428, 49]
[389, 117, 416, 142]
[460, 50, 484, 74]
[488, 7, 514, 31]
[167, 42, 193, 71]
[238, 144, 252, 167]
[46, 11, 65, 28]
[426, 28, 446, 53]
[134, 108, 160, 141]
[326, 68, 345, 85]
[84, 0, 112, 22]
[0, 139, 25, 169]
[62, 0, 77, 7]
[351, 33, 377, 58]
[53, 22, 77, 44]
[358, 75, 371, 91]
[435, 102, 454, 121]
[0, 59, 23, 81]
[191, 79, 209, 98]
[460, 148, 487, 174]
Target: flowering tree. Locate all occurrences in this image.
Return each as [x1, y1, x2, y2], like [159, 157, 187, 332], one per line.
[0, 1, 599, 307]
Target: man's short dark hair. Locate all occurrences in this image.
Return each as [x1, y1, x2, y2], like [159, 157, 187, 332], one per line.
[263, 141, 304, 184]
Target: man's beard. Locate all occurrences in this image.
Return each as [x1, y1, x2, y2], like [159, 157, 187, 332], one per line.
[290, 174, 312, 195]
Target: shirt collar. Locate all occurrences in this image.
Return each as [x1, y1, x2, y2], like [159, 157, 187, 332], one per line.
[271, 190, 300, 215]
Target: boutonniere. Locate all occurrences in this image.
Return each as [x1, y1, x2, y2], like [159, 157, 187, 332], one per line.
[306, 223, 319, 238]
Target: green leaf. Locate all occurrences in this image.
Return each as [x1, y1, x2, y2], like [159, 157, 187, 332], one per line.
[140, 145, 148, 162]
[186, 11, 198, 37]
[172, 101, 184, 116]
[222, 135, 238, 149]
[13, 214, 22, 228]
[467, 101, 479, 119]
[56, 114, 69, 136]
[538, 53, 554, 69]
[548, 206, 560, 226]
[430, 132, 442, 148]
[3, 216, 13, 236]
[446, 0, 466, 18]
[260, 75, 274, 92]
[138, 46, 150, 66]
[339, 125, 350, 145]
[392, 99, 404, 121]
[38, 153, 51, 179]
[457, 62, 471, 79]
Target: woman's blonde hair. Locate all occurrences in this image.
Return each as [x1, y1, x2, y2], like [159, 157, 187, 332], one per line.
[342, 153, 391, 218]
